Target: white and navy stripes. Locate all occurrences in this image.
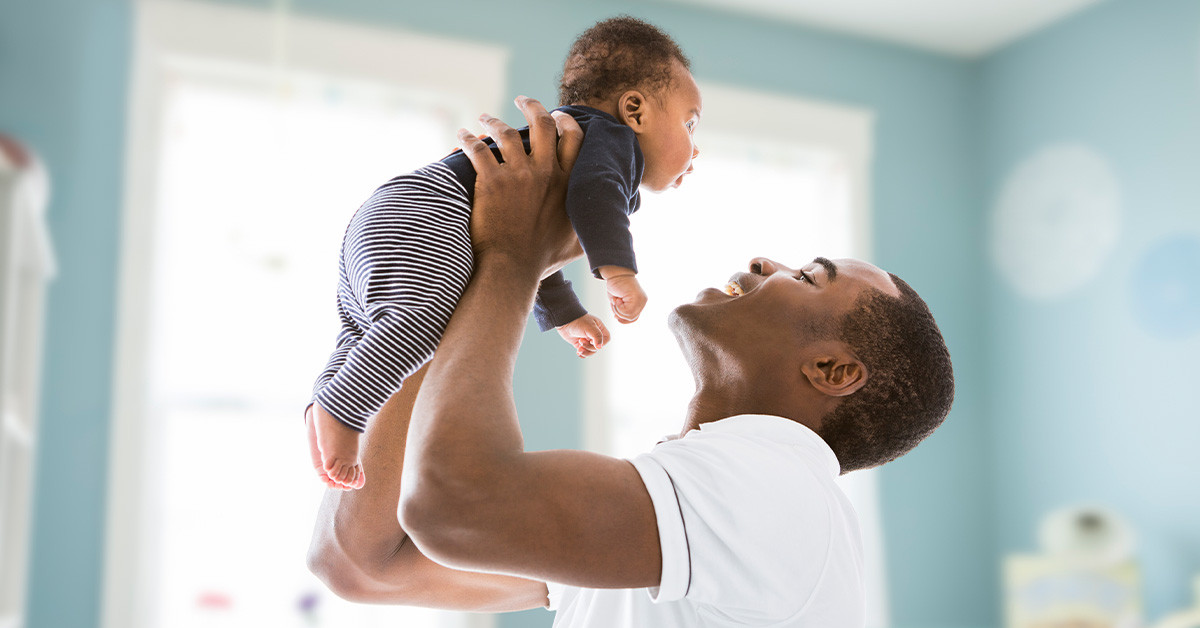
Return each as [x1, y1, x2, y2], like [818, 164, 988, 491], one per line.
[311, 162, 473, 432]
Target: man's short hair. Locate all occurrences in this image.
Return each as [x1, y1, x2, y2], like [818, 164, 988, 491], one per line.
[818, 274, 955, 473]
[557, 16, 691, 107]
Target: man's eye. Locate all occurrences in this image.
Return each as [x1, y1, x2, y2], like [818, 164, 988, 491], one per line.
[796, 273, 808, 282]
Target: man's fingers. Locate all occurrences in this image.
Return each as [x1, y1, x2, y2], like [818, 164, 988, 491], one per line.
[516, 96, 557, 170]
[456, 127, 500, 176]
[478, 113, 526, 168]
[551, 110, 584, 174]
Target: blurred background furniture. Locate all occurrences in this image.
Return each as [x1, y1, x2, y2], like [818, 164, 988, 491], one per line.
[0, 134, 55, 628]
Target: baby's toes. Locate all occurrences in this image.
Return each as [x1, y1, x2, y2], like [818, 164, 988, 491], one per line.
[324, 460, 349, 487]
[351, 466, 366, 489]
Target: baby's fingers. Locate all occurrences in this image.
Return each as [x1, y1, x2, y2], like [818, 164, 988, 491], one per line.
[610, 300, 640, 324]
[587, 318, 611, 348]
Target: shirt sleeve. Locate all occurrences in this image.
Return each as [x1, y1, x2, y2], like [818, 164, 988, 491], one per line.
[565, 120, 644, 278]
[533, 270, 588, 331]
[630, 431, 836, 623]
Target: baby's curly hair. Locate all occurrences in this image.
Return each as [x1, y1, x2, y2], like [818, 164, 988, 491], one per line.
[558, 16, 692, 107]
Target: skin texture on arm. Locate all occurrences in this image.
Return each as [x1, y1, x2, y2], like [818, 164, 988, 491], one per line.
[399, 98, 664, 589]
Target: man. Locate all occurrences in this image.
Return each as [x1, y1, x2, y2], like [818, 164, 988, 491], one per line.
[307, 97, 954, 626]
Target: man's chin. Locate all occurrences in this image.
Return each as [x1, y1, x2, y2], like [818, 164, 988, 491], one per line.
[666, 304, 692, 334]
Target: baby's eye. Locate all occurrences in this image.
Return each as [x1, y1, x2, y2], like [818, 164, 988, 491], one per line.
[685, 120, 695, 131]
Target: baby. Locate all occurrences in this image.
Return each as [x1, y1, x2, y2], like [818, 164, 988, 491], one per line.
[307, 16, 702, 489]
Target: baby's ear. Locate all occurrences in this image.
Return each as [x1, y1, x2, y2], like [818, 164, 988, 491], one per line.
[619, 90, 647, 130]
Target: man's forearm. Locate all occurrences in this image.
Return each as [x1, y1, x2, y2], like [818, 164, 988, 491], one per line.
[403, 252, 542, 493]
[393, 99, 662, 588]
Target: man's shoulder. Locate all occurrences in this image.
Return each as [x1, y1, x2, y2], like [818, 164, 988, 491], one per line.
[624, 415, 862, 622]
[634, 415, 839, 514]
[663, 415, 840, 474]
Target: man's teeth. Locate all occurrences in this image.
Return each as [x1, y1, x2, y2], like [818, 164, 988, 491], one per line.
[723, 282, 744, 296]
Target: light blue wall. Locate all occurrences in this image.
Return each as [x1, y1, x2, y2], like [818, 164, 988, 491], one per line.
[0, 1, 132, 628]
[979, 0, 1200, 619]
[1, 1, 992, 627]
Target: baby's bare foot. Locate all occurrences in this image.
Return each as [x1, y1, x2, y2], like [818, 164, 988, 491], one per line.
[310, 403, 366, 490]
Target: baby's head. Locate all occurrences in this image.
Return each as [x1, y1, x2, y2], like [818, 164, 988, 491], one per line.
[559, 17, 702, 192]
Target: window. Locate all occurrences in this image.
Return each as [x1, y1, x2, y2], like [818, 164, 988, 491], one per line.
[582, 84, 889, 627]
[108, 3, 505, 628]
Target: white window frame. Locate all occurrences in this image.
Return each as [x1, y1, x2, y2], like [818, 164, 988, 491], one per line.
[581, 83, 891, 627]
[106, 3, 506, 628]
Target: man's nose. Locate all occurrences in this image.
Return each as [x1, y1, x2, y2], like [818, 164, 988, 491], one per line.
[749, 257, 783, 275]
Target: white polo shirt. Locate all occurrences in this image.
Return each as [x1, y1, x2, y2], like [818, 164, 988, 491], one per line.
[547, 414, 865, 627]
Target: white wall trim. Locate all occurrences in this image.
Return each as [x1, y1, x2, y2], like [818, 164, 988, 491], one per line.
[105, 3, 507, 628]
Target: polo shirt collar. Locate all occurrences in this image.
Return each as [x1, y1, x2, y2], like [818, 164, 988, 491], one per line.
[697, 414, 841, 477]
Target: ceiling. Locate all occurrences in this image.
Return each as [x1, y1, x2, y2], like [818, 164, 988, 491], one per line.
[660, 0, 1104, 57]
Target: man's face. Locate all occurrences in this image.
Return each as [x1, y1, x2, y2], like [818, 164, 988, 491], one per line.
[670, 256, 898, 360]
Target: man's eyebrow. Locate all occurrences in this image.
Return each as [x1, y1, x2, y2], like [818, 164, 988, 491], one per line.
[812, 257, 838, 281]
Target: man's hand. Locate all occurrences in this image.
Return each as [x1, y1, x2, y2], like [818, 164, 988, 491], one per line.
[460, 96, 584, 278]
[556, 314, 611, 357]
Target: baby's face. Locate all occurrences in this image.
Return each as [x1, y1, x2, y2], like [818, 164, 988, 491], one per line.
[638, 63, 702, 193]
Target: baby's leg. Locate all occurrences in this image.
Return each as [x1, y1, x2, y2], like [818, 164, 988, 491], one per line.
[307, 403, 364, 489]
[310, 163, 475, 489]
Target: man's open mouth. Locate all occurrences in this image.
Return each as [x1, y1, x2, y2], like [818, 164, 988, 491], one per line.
[723, 281, 745, 297]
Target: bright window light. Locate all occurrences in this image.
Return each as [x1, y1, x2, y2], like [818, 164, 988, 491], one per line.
[147, 75, 467, 628]
[587, 133, 855, 456]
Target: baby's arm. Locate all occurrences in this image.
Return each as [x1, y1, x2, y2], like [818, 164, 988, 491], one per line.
[534, 271, 612, 357]
[555, 314, 610, 358]
[597, 265, 647, 324]
[561, 117, 642, 286]
[533, 271, 587, 331]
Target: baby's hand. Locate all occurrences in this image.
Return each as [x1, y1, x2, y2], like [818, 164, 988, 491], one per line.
[556, 313, 611, 358]
[605, 274, 648, 324]
[306, 402, 365, 490]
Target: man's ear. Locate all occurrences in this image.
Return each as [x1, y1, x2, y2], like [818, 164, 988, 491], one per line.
[618, 90, 647, 131]
[800, 350, 867, 398]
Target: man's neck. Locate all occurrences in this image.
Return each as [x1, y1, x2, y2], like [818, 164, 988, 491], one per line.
[679, 381, 823, 436]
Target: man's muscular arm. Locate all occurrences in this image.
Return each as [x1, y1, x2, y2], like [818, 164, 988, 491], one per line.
[305, 102, 590, 611]
[399, 98, 663, 589]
